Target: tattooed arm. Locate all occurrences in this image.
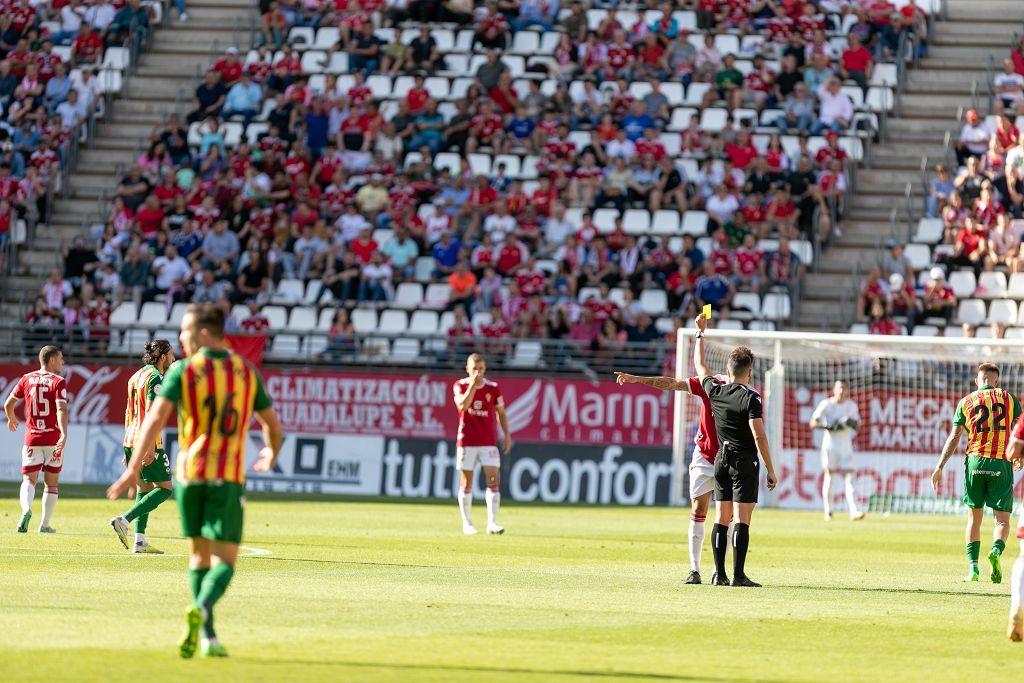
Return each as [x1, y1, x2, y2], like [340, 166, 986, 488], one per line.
[614, 373, 691, 392]
[930, 424, 964, 493]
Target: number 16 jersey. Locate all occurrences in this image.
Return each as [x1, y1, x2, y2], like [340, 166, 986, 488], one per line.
[952, 385, 1021, 460]
[159, 349, 272, 485]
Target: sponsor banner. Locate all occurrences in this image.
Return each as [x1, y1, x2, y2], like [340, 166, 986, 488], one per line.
[772, 449, 1024, 510]
[0, 364, 674, 448]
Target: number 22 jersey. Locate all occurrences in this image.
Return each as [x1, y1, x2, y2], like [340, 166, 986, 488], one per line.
[953, 385, 1021, 460]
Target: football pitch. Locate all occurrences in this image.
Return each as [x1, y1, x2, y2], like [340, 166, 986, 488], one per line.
[0, 486, 1018, 683]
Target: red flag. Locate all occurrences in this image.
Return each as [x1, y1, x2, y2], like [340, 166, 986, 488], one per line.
[224, 334, 265, 368]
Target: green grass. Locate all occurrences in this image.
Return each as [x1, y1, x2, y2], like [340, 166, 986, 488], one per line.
[0, 486, 1018, 683]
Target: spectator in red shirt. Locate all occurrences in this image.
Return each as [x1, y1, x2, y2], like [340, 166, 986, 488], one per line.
[474, 3, 510, 50]
[71, 24, 104, 67]
[857, 265, 890, 320]
[349, 227, 378, 265]
[135, 194, 167, 238]
[461, 174, 498, 241]
[867, 301, 902, 335]
[918, 267, 956, 324]
[496, 233, 527, 275]
[943, 215, 989, 276]
[212, 47, 244, 86]
[240, 299, 270, 333]
[840, 33, 873, 93]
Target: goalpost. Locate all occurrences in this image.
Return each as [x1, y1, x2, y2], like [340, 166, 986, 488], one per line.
[672, 329, 1024, 514]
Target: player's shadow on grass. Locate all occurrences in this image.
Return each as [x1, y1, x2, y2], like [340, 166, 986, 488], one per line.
[775, 583, 1006, 599]
[256, 660, 780, 683]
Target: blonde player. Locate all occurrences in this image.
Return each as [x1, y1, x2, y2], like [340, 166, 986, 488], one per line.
[809, 380, 865, 521]
[452, 353, 512, 535]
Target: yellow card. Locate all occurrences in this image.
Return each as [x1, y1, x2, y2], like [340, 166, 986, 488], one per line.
[702, 304, 712, 320]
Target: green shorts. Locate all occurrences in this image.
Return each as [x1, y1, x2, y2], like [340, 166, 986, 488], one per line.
[963, 455, 1014, 512]
[175, 481, 246, 544]
[124, 446, 172, 484]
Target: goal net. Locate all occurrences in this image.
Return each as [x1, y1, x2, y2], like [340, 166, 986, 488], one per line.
[672, 329, 1024, 514]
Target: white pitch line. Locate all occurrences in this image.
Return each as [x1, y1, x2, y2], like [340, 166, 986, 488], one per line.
[0, 544, 272, 558]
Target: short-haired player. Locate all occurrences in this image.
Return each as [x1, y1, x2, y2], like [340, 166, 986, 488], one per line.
[5, 345, 69, 533]
[932, 363, 1020, 583]
[109, 339, 177, 554]
[453, 353, 512, 535]
[809, 380, 865, 522]
[614, 369, 726, 585]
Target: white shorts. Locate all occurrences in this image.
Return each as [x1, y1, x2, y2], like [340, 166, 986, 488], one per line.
[689, 448, 716, 500]
[821, 445, 853, 472]
[22, 445, 63, 475]
[456, 446, 500, 471]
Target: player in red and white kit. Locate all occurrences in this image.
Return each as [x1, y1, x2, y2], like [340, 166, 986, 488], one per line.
[453, 353, 512, 535]
[4, 346, 69, 534]
[1003, 417, 1024, 639]
[614, 369, 725, 585]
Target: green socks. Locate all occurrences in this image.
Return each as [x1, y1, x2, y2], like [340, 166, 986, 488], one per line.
[124, 487, 173, 534]
[992, 539, 1006, 557]
[196, 563, 235, 639]
[189, 567, 210, 602]
[967, 540, 981, 573]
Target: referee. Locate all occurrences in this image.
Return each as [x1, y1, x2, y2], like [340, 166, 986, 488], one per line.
[694, 315, 778, 587]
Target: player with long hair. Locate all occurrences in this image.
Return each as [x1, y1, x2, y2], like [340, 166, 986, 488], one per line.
[109, 339, 177, 554]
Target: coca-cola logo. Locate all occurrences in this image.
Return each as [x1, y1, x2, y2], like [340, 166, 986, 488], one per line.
[64, 366, 123, 425]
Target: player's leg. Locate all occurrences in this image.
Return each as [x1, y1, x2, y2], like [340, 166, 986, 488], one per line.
[39, 466, 60, 533]
[482, 462, 503, 535]
[181, 535, 211, 659]
[686, 450, 715, 583]
[1009, 517, 1024, 640]
[191, 482, 245, 657]
[455, 447, 477, 534]
[820, 449, 833, 521]
[965, 508, 984, 582]
[17, 467, 39, 532]
[991, 511, 1011, 584]
[729, 471, 761, 589]
[987, 460, 1014, 583]
[123, 450, 174, 552]
[710, 456, 733, 586]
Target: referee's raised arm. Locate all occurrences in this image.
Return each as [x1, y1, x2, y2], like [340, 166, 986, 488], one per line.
[693, 315, 711, 379]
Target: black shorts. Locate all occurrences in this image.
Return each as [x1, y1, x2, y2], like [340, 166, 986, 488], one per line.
[713, 447, 759, 504]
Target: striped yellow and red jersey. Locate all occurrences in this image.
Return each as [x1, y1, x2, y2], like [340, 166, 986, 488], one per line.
[124, 364, 163, 450]
[952, 385, 1022, 460]
[158, 348, 272, 484]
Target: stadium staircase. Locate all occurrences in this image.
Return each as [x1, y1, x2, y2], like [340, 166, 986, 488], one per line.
[799, 0, 1024, 329]
[0, 0, 250, 323]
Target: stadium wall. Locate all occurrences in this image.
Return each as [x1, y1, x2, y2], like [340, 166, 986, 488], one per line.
[0, 364, 1009, 508]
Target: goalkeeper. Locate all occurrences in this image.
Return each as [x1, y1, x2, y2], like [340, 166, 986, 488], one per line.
[809, 380, 865, 522]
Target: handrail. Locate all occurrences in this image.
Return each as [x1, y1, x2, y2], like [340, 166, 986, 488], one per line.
[903, 182, 915, 244]
[985, 55, 995, 116]
[970, 80, 980, 114]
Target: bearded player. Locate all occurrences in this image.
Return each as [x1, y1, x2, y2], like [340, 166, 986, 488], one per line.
[4, 345, 69, 533]
[931, 363, 1020, 583]
[110, 339, 176, 554]
[453, 353, 512, 535]
[809, 380, 866, 522]
[615, 369, 725, 585]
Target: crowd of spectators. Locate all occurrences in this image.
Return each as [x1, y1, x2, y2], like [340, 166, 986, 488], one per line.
[858, 39, 1024, 337]
[1, 0, 155, 253]
[19, 0, 931, 362]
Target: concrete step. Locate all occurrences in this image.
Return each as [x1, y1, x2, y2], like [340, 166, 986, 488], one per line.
[905, 69, 988, 86]
[947, 0, 1024, 21]
[96, 121, 163, 138]
[113, 76, 192, 98]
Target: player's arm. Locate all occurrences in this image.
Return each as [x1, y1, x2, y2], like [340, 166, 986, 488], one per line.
[693, 314, 710, 379]
[54, 399, 68, 455]
[808, 400, 828, 429]
[4, 392, 19, 431]
[106, 397, 175, 499]
[495, 404, 513, 454]
[453, 374, 481, 413]
[930, 424, 964, 492]
[614, 373, 691, 391]
[252, 406, 284, 472]
[750, 417, 777, 490]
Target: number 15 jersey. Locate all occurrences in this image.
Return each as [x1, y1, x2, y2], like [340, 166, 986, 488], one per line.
[10, 370, 68, 447]
[159, 349, 272, 485]
[953, 385, 1021, 460]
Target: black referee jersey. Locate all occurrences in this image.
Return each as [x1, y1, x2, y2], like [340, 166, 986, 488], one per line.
[701, 377, 762, 458]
